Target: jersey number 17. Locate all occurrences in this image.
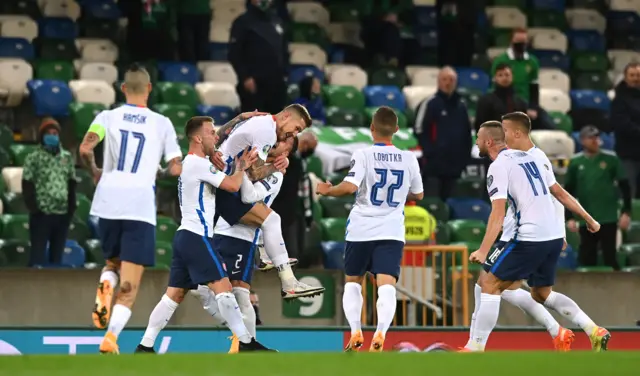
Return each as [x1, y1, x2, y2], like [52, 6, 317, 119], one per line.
[117, 129, 146, 173]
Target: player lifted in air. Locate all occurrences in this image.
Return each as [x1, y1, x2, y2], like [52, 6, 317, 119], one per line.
[213, 104, 324, 299]
[79, 64, 184, 354]
[137, 116, 272, 353]
[316, 107, 424, 352]
[464, 119, 610, 352]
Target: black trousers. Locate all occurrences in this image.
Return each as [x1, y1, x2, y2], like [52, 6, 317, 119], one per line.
[423, 175, 457, 202]
[177, 14, 211, 62]
[29, 213, 71, 266]
[237, 78, 287, 114]
[578, 222, 619, 270]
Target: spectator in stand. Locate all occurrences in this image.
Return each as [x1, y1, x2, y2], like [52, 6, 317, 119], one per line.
[293, 76, 326, 125]
[21, 118, 77, 267]
[491, 28, 539, 104]
[414, 66, 472, 201]
[565, 126, 631, 271]
[437, 0, 477, 67]
[611, 62, 640, 198]
[229, 0, 288, 114]
[176, 0, 211, 62]
[474, 64, 527, 132]
[361, 11, 403, 67]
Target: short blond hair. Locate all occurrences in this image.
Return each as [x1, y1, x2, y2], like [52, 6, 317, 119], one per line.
[123, 64, 151, 95]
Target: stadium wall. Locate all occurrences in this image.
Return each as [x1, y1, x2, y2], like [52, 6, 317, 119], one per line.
[1, 269, 639, 327]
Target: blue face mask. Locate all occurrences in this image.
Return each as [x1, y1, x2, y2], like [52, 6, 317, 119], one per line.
[43, 134, 59, 147]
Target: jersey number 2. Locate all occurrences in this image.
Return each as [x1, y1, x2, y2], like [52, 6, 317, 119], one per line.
[370, 168, 404, 207]
[117, 130, 146, 173]
[519, 161, 547, 196]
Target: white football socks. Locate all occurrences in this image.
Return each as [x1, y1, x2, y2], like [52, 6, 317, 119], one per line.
[466, 293, 501, 351]
[191, 285, 226, 326]
[261, 212, 295, 289]
[216, 292, 251, 343]
[502, 288, 560, 338]
[107, 304, 132, 338]
[375, 285, 397, 337]
[99, 270, 118, 288]
[543, 291, 597, 335]
[140, 294, 179, 348]
[343, 282, 363, 335]
[466, 283, 482, 347]
[233, 287, 257, 338]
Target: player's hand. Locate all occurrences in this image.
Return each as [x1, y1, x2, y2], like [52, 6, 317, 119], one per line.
[469, 250, 487, 264]
[239, 109, 268, 121]
[567, 219, 579, 233]
[211, 151, 225, 171]
[92, 168, 102, 185]
[235, 147, 258, 172]
[316, 180, 332, 195]
[586, 220, 600, 233]
[526, 109, 538, 120]
[619, 213, 631, 231]
[273, 154, 289, 173]
[244, 77, 256, 93]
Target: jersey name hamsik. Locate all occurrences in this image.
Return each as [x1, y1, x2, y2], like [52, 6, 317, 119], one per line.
[178, 154, 226, 237]
[501, 146, 566, 242]
[88, 104, 182, 225]
[215, 172, 284, 242]
[344, 144, 423, 243]
[488, 149, 564, 242]
[218, 115, 277, 175]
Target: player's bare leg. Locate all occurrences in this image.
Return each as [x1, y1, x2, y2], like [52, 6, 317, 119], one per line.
[137, 287, 188, 353]
[369, 274, 397, 352]
[100, 261, 144, 354]
[93, 258, 120, 329]
[240, 204, 324, 299]
[531, 286, 610, 351]
[343, 275, 365, 352]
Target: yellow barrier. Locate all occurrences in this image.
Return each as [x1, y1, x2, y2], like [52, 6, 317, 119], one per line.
[361, 245, 470, 327]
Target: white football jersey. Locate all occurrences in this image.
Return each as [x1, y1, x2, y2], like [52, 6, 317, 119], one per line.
[178, 154, 226, 237]
[488, 149, 563, 242]
[501, 146, 566, 242]
[214, 172, 283, 243]
[344, 143, 423, 242]
[219, 115, 277, 174]
[89, 104, 182, 225]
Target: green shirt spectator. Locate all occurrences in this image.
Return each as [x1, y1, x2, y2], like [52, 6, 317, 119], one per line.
[491, 29, 539, 103]
[177, 0, 210, 16]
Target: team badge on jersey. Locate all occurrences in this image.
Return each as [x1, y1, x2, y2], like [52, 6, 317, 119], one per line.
[487, 174, 493, 187]
[268, 174, 278, 185]
[210, 165, 218, 174]
[262, 145, 271, 155]
[350, 159, 355, 169]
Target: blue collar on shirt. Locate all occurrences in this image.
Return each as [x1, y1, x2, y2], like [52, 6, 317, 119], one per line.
[497, 148, 508, 155]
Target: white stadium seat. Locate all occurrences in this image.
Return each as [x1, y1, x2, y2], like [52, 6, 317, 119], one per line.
[411, 67, 440, 86]
[69, 80, 116, 107]
[79, 62, 118, 84]
[80, 40, 118, 63]
[290, 44, 327, 69]
[538, 69, 570, 93]
[213, 2, 245, 23]
[540, 88, 571, 113]
[566, 9, 606, 34]
[402, 85, 436, 111]
[42, 0, 81, 20]
[203, 62, 237, 85]
[287, 2, 329, 29]
[412, 0, 436, 5]
[608, 49, 640, 73]
[210, 0, 244, 8]
[210, 23, 231, 43]
[0, 59, 33, 107]
[2, 167, 22, 193]
[328, 66, 367, 90]
[609, 0, 640, 12]
[531, 29, 568, 53]
[530, 130, 575, 174]
[327, 23, 363, 47]
[486, 47, 505, 60]
[490, 8, 527, 29]
[195, 82, 240, 108]
[1, 18, 38, 41]
[325, 63, 358, 78]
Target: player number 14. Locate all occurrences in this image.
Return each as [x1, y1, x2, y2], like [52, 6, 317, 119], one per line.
[519, 161, 547, 196]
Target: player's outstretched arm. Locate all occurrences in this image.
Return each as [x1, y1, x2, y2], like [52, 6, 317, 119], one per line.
[316, 180, 358, 197]
[471, 199, 506, 264]
[215, 110, 268, 148]
[218, 147, 258, 193]
[79, 131, 102, 182]
[157, 157, 183, 179]
[549, 183, 600, 232]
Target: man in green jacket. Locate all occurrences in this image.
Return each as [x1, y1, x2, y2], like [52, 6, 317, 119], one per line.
[491, 28, 540, 104]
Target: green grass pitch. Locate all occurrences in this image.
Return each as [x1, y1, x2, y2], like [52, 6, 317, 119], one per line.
[0, 352, 639, 376]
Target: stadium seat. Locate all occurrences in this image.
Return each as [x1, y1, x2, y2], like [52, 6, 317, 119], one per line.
[433, 221, 451, 244]
[328, 65, 367, 90]
[620, 243, 640, 266]
[34, 59, 74, 81]
[75, 168, 95, 199]
[624, 221, 640, 243]
[531, 29, 568, 53]
[327, 3, 361, 22]
[567, 30, 606, 52]
[43, 0, 81, 20]
[209, 24, 231, 44]
[320, 217, 347, 241]
[557, 244, 578, 270]
[68, 79, 115, 107]
[289, 64, 325, 84]
[212, 1, 245, 23]
[576, 266, 614, 272]
[364, 107, 407, 128]
[321, 241, 345, 270]
[27, 79, 72, 116]
[155, 240, 173, 268]
[322, 85, 365, 111]
[326, 22, 363, 47]
[363, 86, 406, 110]
[0, 2, 41, 18]
[84, 0, 121, 19]
[548, 111, 573, 134]
[0, 37, 34, 60]
[83, 238, 103, 264]
[608, 50, 640, 74]
[70, 102, 106, 141]
[159, 62, 199, 86]
[152, 103, 195, 128]
[446, 198, 491, 222]
[80, 39, 118, 63]
[289, 43, 328, 69]
[39, 17, 78, 39]
[451, 176, 485, 199]
[403, 85, 436, 110]
[447, 219, 486, 243]
[325, 106, 365, 127]
[369, 68, 408, 88]
[410, 67, 439, 86]
[0, 214, 29, 240]
[59, 240, 85, 267]
[196, 105, 236, 126]
[36, 37, 78, 60]
[68, 216, 91, 243]
[156, 216, 178, 244]
[538, 69, 570, 93]
[287, 2, 330, 28]
[202, 62, 238, 85]
[573, 72, 611, 91]
[416, 196, 449, 222]
[74, 193, 91, 223]
[319, 195, 352, 218]
[457, 68, 490, 93]
[195, 82, 240, 109]
[566, 9, 606, 33]
[570, 89, 610, 112]
[532, 49, 570, 71]
[529, 9, 568, 29]
[2, 191, 27, 214]
[0, 58, 33, 107]
[156, 81, 199, 109]
[2, 167, 22, 193]
[306, 155, 324, 180]
[10, 143, 36, 166]
[540, 88, 571, 113]
[291, 22, 329, 48]
[632, 199, 640, 220]
[0, 239, 30, 266]
[572, 52, 609, 72]
[1, 17, 38, 41]
[78, 62, 117, 84]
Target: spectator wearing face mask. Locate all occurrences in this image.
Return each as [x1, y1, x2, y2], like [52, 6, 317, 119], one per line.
[21, 118, 77, 266]
[293, 76, 326, 125]
[491, 28, 540, 105]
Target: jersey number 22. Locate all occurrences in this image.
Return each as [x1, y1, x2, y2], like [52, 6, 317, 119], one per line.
[370, 168, 404, 207]
[117, 130, 146, 173]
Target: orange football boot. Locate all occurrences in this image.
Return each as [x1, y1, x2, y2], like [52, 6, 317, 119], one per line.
[369, 332, 385, 352]
[228, 335, 240, 354]
[553, 327, 575, 351]
[344, 331, 364, 352]
[92, 280, 114, 329]
[99, 331, 119, 354]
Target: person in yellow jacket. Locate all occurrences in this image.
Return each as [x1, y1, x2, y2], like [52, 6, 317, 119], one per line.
[404, 201, 437, 243]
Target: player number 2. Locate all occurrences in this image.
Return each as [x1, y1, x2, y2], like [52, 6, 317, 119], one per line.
[370, 168, 404, 207]
[235, 254, 243, 270]
[117, 130, 146, 173]
[519, 161, 547, 196]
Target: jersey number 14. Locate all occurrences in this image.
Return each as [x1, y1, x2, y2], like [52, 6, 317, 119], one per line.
[117, 130, 146, 173]
[519, 161, 548, 196]
[370, 168, 404, 207]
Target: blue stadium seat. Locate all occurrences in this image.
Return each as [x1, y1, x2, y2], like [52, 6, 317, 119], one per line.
[557, 244, 578, 270]
[88, 215, 100, 238]
[363, 85, 406, 110]
[328, 45, 345, 63]
[60, 240, 86, 267]
[600, 132, 615, 151]
[85, 1, 122, 19]
[289, 64, 324, 84]
[415, 28, 438, 49]
[456, 68, 490, 93]
[571, 131, 581, 153]
[209, 43, 228, 61]
[531, 0, 566, 11]
[607, 11, 640, 36]
[570, 89, 610, 112]
[321, 241, 344, 270]
[0, 37, 34, 60]
[446, 198, 491, 222]
[27, 79, 73, 117]
[159, 62, 200, 86]
[415, 7, 437, 28]
[532, 50, 570, 71]
[476, 12, 488, 30]
[39, 18, 78, 40]
[567, 30, 606, 53]
[196, 105, 236, 126]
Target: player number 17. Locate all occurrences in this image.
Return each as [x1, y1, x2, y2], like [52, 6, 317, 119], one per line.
[370, 168, 404, 207]
[519, 161, 547, 196]
[117, 129, 146, 173]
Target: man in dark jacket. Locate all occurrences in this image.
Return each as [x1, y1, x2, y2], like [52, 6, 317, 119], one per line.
[611, 62, 640, 197]
[474, 63, 528, 132]
[229, 0, 288, 114]
[414, 66, 472, 201]
[22, 118, 76, 266]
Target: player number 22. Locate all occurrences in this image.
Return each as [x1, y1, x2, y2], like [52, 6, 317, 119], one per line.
[117, 130, 146, 173]
[519, 161, 547, 196]
[370, 168, 404, 207]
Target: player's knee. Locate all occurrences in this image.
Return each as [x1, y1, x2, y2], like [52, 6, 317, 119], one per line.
[190, 285, 215, 309]
[345, 275, 364, 284]
[376, 274, 396, 287]
[530, 288, 550, 304]
[208, 278, 232, 295]
[479, 273, 503, 294]
[165, 287, 187, 303]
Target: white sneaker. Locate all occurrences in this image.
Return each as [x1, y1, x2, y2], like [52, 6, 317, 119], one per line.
[281, 279, 325, 300]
